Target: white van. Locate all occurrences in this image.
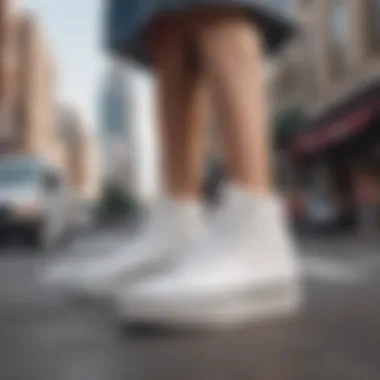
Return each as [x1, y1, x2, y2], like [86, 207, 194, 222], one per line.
[0, 155, 70, 249]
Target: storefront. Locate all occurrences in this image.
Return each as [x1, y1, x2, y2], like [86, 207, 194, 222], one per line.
[289, 82, 380, 231]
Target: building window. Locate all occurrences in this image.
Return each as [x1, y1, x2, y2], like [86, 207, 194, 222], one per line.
[300, 0, 312, 8]
[303, 28, 319, 98]
[276, 57, 298, 100]
[329, 0, 351, 80]
[368, 0, 380, 54]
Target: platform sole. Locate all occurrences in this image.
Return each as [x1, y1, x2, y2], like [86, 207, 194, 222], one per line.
[119, 281, 303, 331]
[45, 256, 177, 304]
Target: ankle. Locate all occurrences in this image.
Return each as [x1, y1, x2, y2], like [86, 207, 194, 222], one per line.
[224, 180, 273, 198]
[228, 176, 272, 196]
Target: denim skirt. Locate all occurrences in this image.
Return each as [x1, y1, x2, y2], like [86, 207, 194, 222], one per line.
[105, 0, 296, 66]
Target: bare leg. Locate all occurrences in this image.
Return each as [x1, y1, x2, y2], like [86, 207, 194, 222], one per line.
[197, 10, 272, 194]
[117, 10, 301, 329]
[149, 16, 209, 200]
[42, 14, 212, 300]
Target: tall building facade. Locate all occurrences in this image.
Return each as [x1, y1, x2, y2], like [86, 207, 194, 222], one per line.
[100, 61, 130, 182]
[15, 13, 59, 158]
[60, 105, 100, 201]
[273, 0, 380, 115]
[0, 0, 18, 142]
[0, 0, 16, 95]
[271, 0, 380, 205]
[0, 5, 66, 173]
[100, 62, 160, 202]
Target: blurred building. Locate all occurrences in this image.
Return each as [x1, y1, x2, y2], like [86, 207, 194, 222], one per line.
[100, 62, 161, 203]
[100, 62, 131, 186]
[0, 0, 17, 94]
[59, 105, 100, 202]
[0, 8, 65, 171]
[271, 0, 380, 226]
[0, 0, 18, 141]
[275, 0, 380, 155]
[17, 12, 63, 167]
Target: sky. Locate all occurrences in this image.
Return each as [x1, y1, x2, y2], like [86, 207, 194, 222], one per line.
[21, 0, 105, 129]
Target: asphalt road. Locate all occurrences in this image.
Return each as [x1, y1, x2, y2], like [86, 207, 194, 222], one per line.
[1, 232, 380, 380]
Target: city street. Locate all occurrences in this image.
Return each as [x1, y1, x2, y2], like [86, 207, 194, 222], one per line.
[1, 232, 380, 380]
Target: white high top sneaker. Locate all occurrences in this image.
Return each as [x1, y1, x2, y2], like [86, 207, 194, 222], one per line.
[116, 184, 302, 328]
[42, 199, 205, 299]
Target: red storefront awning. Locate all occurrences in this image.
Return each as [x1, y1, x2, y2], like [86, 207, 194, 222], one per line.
[292, 100, 380, 155]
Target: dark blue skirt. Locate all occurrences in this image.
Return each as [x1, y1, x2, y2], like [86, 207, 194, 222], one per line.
[105, 0, 296, 66]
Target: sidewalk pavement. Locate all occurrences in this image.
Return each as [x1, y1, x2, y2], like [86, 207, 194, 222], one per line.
[0, 234, 380, 380]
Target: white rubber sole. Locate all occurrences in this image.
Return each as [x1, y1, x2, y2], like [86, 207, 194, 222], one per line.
[59, 256, 176, 302]
[118, 281, 303, 330]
